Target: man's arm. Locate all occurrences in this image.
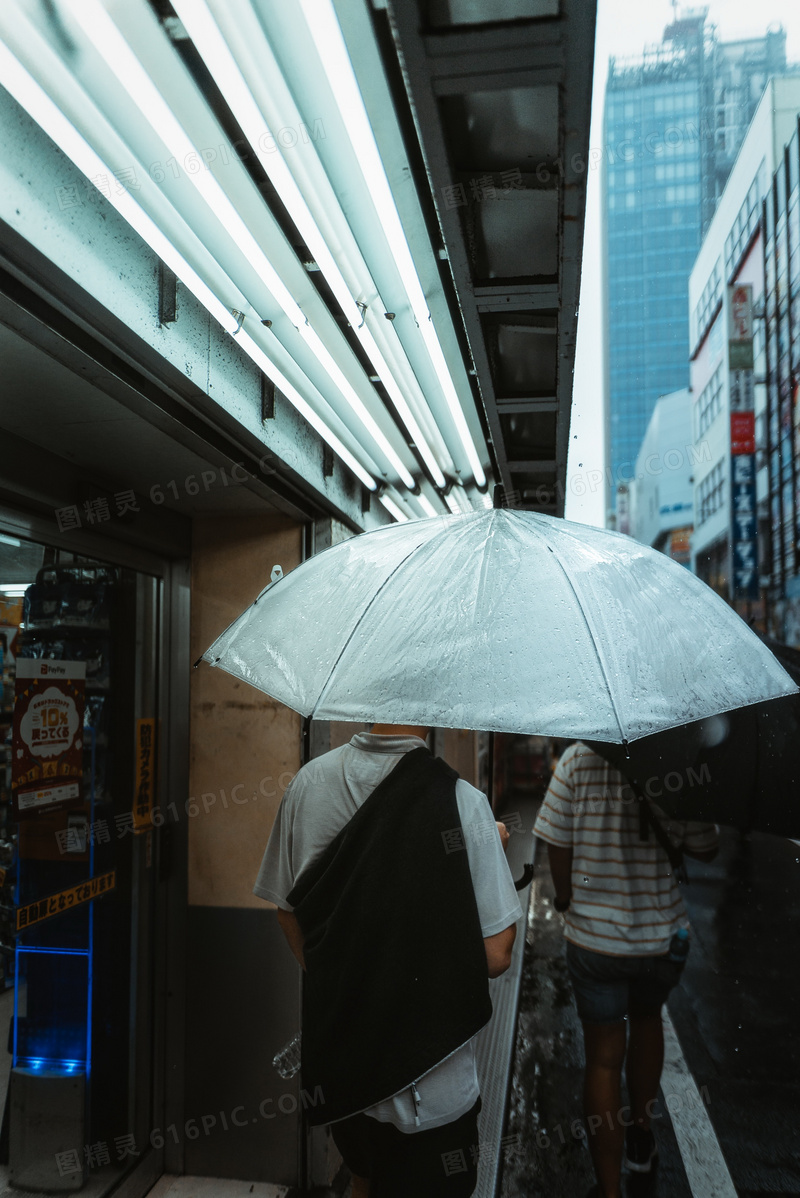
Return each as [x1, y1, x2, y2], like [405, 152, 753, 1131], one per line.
[532, 748, 577, 907]
[496, 821, 510, 852]
[485, 922, 516, 978]
[547, 843, 574, 907]
[276, 907, 306, 971]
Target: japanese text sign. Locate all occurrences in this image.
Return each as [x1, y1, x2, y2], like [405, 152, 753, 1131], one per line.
[16, 870, 116, 931]
[12, 660, 85, 820]
[133, 718, 157, 833]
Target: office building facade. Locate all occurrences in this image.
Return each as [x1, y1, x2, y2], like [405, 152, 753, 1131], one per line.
[764, 110, 800, 643]
[603, 10, 792, 521]
[689, 78, 800, 641]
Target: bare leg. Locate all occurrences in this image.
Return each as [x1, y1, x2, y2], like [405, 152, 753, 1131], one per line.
[582, 1020, 627, 1198]
[351, 1173, 370, 1198]
[626, 1011, 665, 1130]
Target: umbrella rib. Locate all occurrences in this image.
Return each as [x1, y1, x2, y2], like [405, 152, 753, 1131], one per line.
[311, 541, 427, 719]
[540, 533, 629, 745]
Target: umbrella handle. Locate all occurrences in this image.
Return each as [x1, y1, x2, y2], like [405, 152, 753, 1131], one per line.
[513, 863, 534, 891]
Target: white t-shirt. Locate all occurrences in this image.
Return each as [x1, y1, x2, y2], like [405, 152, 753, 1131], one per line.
[533, 742, 719, 956]
[254, 733, 522, 1132]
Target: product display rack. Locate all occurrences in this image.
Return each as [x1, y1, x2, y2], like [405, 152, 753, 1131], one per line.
[12, 725, 97, 1077]
[8, 561, 134, 1148]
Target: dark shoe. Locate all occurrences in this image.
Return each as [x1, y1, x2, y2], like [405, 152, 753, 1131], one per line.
[624, 1124, 658, 1173]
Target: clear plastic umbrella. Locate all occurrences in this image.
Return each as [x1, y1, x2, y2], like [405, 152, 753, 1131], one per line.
[201, 510, 797, 745]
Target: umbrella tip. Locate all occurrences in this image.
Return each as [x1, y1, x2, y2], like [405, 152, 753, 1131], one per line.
[493, 485, 506, 509]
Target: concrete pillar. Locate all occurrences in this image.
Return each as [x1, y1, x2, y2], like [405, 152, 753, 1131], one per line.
[443, 728, 480, 789]
[185, 513, 304, 1185]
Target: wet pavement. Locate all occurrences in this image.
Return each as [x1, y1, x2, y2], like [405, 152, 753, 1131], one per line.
[500, 822, 800, 1198]
[671, 828, 800, 1197]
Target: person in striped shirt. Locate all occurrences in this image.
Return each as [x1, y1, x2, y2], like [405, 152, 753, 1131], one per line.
[533, 741, 719, 1198]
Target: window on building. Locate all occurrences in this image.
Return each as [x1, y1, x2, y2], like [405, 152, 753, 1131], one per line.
[696, 459, 726, 526]
[692, 259, 722, 349]
[697, 363, 724, 436]
[724, 169, 765, 276]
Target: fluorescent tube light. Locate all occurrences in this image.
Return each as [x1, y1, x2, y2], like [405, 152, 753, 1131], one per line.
[415, 493, 438, 519]
[67, 0, 303, 323]
[297, 0, 487, 489]
[378, 494, 408, 523]
[170, 0, 447, 489]
[300, 324, 416, 489]
[233, 328, 377, 490]
[0, 40, 240, 334]
[0, 39, 378, 493]
[68, 0, 415, 490]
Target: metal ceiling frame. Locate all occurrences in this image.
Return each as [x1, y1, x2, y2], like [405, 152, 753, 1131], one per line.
[377, 0, 597, 514]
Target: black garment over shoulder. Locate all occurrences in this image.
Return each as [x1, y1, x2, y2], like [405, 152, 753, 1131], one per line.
[286, 746, 492, 1127]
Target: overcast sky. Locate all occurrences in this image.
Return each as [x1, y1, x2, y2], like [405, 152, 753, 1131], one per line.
[564, 0, 800, 527]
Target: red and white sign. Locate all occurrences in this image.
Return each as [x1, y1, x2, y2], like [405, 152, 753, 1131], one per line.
[728, 284, 753, 341]
[12, 660, 85, 819]
[731, 411, 756, 456]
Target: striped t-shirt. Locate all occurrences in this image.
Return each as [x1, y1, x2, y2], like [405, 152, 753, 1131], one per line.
[533, 742, 719, 956]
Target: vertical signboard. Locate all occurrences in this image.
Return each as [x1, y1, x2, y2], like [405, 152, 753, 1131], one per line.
[728, 283, 758, 600]
[728, 283, 754, 369]
[12, 661, 86, 819]
[133, 718, 157, 833]
[731, 455, 758, 598]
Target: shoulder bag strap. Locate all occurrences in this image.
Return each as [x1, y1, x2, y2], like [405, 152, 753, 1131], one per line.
[629, 778, 688, 883]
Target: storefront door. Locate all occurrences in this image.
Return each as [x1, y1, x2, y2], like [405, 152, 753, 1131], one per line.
[0, 526, 174, 1196]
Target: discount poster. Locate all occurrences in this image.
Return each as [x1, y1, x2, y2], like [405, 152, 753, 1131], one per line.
[12, 660, 86, 819]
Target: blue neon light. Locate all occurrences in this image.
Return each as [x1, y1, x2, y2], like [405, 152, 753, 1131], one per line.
[19, 1057, 84, 1075]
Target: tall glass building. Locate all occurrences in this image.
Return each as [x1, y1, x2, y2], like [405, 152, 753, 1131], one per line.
[603, 11, 790, 523]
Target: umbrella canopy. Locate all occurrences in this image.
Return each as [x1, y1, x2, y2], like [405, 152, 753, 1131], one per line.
[586, 638, 800, 836]
[202, 510, 797, 744]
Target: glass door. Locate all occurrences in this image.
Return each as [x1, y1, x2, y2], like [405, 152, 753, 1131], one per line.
[0, 530, 161, 1194]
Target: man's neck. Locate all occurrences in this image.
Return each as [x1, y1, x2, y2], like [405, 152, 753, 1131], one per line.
[370, 723, 430, 741]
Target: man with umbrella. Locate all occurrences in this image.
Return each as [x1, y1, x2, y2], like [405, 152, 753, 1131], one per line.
[534, 741, 719, 1198]
[204, 506, 796, 1192]
[254, 721, 523, 1198]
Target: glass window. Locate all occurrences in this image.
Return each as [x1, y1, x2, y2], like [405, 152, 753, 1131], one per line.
[789, 130, 799, 196]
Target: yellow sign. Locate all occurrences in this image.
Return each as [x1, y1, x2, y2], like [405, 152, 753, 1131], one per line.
[134, 718, 157, 833]
[16, 870, 116, 932]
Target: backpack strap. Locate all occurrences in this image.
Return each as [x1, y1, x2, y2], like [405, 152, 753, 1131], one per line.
[630, 779, 688, 883]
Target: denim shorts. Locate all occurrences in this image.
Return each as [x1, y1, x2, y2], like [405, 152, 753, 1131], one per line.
[331, 1097, 481, 1198]
[566, 939, 686, 1024]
